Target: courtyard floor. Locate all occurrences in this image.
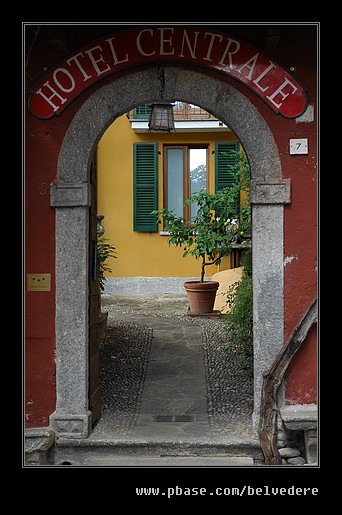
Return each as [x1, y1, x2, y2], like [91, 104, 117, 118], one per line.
[92, 293, 254, 440]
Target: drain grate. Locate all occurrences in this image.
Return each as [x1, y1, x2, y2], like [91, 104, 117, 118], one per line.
[154, 415, 194, 422]
[175, 415, 194, 422]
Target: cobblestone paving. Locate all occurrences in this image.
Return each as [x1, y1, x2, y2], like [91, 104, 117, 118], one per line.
[96, 321, 153, 435]
[92, 294, 253, 438]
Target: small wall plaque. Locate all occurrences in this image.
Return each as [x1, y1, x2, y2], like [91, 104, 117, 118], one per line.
[289, 138, 308, 155]
[27, 274, 51, 291]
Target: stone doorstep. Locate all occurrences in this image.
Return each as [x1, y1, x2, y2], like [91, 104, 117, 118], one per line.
[280, 404, 317, 431]
[25, 428, 262, 466]
[61, 455, 255, 467]
[53, 435, 262, 466]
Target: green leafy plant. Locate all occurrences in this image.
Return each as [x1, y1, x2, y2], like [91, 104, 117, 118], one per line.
[224, 248, 253, 373]
[219, 151, 252, 371]
[238, 150, 252, 237]
[153, 186, 241, 282]
[97, 237, 117, 291]
[153, 148, 251, 283]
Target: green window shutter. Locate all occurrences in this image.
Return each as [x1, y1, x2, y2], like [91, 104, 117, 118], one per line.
[215, 141, 240, 191]
[133, 142, 158, 232]
[215, 141, 240, 215]
[133, 104, 152, 119]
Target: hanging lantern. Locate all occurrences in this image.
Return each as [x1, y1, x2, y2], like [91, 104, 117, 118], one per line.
[148, 103, 175, 132]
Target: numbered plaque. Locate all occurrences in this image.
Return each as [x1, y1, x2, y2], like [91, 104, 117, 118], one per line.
[289, 138, 308, 155]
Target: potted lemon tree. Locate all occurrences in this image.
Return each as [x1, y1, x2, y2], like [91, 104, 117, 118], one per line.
[153, 186, 243, 314]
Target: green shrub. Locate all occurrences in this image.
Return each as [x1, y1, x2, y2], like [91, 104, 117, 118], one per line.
[97, 237, 117, 291]
[225, 249, 253, 373]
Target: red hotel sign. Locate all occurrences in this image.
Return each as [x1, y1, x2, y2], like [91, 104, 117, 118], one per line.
[28, 26, 308, 119]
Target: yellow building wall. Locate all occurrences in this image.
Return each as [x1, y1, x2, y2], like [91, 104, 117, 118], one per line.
[97, 114, 239, 279]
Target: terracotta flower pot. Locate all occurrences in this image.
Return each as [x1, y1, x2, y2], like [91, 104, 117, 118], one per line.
[184, 280, 220, 315]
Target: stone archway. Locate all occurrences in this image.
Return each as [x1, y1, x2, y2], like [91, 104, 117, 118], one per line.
[49, 65, 290, 438]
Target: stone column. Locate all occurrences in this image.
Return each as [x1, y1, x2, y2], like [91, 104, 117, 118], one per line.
[49, 183, 92, 438]
[250, 178, 291, 434]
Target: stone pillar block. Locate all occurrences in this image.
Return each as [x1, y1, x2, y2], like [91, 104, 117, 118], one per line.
[50, 411, 92, 439]
[25, 428, 55, 464]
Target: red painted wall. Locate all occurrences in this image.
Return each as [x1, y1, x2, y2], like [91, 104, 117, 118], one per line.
[284, 325, 317, 404]
[25, 27, 77, 426]
[279, 29, 317, 403]
[25, 130, 56, 426]
[25, 106, 60, 426]
[24, 24, 318, 427]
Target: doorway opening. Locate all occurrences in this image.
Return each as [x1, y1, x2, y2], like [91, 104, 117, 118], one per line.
[93, 101, 253, 438]
[50, 65, 287, 441]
